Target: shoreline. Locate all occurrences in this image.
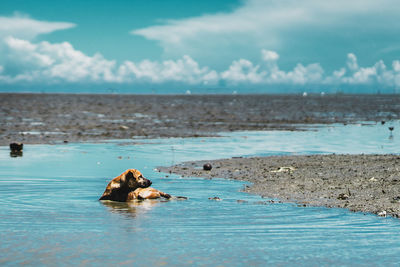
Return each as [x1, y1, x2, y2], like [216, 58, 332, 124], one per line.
[159, 154, 400, 218]
[1, 93, 400, 145]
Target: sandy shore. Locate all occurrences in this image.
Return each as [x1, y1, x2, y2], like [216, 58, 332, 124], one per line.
[1, 93, 400, 145]
[159, 154, 400, 218]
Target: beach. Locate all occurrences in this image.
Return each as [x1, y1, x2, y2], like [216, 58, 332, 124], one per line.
[159, 154, 400, 218]
[1, 93, 400, 145]
[1, 93, 400, 217]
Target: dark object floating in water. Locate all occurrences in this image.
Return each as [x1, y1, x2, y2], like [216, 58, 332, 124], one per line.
[9, 143, 23, 157]
[10, 142, 23, 152]
[203, 163, 212, 171]
[209, 196, 222, 201]
[389, 127, 394, 132]
[381, 121, 386, 125]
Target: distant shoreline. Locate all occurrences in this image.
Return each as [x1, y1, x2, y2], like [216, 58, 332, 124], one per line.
[1, 91, 400, 95]
[159, 154, 400, 218]
[1, 93, 400, 145]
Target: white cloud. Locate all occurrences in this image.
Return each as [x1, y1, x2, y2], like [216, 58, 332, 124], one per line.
[325, 54, 400, 88]
[2, 35, 400, 91]
[221, 59, 265, 83]
[262, 50, 279, 62]
[0, 36, 218, 85]
[222, 51, 324, 85]
[117, 55, 218, 84]
[2, 36, 117, 83]
[1, 14, 400, 91]
[346, 53, 359, 72]
[0, 13, 75, 40]
[219, 50, 400, 90]
[131, 0, 400, 62]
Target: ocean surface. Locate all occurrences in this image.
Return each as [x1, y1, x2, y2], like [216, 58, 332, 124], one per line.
[1, 122, 399, 266]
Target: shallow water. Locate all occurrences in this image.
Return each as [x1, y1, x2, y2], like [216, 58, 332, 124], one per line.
[1, 122, 400, 266]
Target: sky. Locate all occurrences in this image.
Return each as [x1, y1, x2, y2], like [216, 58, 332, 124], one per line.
[1, 0, 400, 93]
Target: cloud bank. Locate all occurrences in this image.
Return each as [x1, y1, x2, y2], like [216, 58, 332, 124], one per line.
[131, 0, 400, 71]
[133, 0, 400, 45]
[1, 14, 400, 92]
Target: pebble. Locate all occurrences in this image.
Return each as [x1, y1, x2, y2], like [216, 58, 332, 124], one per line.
[377, 210, 387, 217]
[203, 163, 212, 171]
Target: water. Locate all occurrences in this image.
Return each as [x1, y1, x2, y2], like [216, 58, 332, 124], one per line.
[1, 122, 399, 266]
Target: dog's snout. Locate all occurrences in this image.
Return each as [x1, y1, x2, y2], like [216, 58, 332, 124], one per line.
[140, 177, 152, 188]
[146, 179, 152, 187]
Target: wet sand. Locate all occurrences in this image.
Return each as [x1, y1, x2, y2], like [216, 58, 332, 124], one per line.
[1, 93, 400, 145]
[159, 154, 400, 218]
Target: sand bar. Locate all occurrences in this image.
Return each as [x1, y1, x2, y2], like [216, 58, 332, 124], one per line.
[159, 154, 400, 218]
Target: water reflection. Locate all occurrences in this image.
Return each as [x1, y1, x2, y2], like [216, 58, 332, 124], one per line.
[101, 199, 163, 218]
[10, 151, 23, 157]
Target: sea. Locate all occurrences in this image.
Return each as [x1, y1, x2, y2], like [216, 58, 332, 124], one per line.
[1, 122, 400, 266]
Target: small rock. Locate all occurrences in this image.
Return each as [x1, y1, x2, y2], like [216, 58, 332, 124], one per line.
[337, 193, 349, 200]
[270, 166, 296, 173]
[377, 210, 387, 217]
[203, 163, 212, 171]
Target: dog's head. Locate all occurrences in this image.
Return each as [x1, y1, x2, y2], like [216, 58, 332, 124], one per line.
[120, 169, 152, 189]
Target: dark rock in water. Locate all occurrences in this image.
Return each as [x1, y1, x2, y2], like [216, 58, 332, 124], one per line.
[389, 126, 394, 132]
[203, 163, 212, 171]
[381, 121, 385, 125]
[10, 142, 23, 152]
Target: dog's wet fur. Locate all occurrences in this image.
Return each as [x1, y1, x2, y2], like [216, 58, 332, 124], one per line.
[99, 169, 186, 202]
[99, 169, 152, 202]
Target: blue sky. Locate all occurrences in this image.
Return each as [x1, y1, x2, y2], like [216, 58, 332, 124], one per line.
[1, 0, 400, 93]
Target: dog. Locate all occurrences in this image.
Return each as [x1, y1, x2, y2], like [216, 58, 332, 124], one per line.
[126, 187, 172, 201]
[99, 169, 152, 202]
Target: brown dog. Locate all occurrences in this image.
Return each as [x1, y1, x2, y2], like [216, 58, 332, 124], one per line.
[126, 187, 172, 201]
[99, 169, 152, 202]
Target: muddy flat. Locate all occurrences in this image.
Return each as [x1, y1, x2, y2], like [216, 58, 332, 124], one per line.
[1, 93, 400, 145]
[159, 154, 400, 218]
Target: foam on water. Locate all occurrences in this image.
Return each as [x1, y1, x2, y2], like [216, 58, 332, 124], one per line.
[1, 122, 399, 266]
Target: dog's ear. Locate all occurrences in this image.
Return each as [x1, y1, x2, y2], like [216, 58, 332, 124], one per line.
[120, 170, 134, 184]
